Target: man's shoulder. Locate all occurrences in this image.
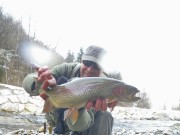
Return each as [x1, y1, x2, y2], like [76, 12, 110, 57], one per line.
[54, 62, 79, 69]
[64, 63, 81, 71]
[52, 62, 81, 78]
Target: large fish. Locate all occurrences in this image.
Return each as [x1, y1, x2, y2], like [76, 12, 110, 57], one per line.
[39, 77, 140, 124]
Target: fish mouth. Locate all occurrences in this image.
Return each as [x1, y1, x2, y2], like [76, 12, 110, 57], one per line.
[129, 90, 141, 102]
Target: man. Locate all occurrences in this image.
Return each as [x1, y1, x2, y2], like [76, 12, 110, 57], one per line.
[22, 45, 119, 135]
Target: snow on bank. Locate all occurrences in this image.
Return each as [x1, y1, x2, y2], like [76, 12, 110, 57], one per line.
[111, 106, 180, 121]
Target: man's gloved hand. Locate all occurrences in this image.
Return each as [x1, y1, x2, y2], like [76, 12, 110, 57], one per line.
[36, 66, 56, 90]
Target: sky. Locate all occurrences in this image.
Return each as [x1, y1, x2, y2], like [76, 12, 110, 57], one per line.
[1, 0, 180, 109]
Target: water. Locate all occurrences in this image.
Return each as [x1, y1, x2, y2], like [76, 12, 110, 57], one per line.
[113, 119, 180, 133]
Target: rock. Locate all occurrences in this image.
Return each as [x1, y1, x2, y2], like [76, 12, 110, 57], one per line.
[8, 95, 20, 103]
[0, 96, 8, 104]
[28, 97, 43, 105]
[1, 102, 19, 112]
[0, 84, 44, 114]
[25, 103, 40, 113]
[18, 104, 25, 112]
[17, 95, 29, 104]
[13, 89, 27, 95]
[0, 89, 12, 95]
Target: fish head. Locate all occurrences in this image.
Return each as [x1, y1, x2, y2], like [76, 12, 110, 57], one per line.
[113, 83, 141, 102]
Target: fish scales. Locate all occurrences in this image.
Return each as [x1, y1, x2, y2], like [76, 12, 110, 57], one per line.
[42, 77, 140, 109]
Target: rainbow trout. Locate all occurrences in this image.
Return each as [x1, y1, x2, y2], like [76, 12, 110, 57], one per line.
[40, 77, 140, 124]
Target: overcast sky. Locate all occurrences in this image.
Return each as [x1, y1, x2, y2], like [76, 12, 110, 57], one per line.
[1, 0, 180, 109]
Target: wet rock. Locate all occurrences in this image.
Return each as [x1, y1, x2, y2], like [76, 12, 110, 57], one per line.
[0, 84, 44, 114]
[1, 102, 20, 112]
[0, 96, 8, 104]
[0, 88, 12, 95]
[8, 95, 20, 103]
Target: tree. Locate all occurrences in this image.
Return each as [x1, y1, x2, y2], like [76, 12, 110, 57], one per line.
[0, 66, 5, 82]
[76, 47, 84, 63]
[136, 91, 151, 109]
[65, 50, 75, 63]
[0, 7, 64, 86]
[107, 71, 122, 80]
[163, 104, 167, 110]
[172, 99, 180, 111]
[0, 7, 27, 51]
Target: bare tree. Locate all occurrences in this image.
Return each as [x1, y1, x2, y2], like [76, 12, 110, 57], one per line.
[172, 99, 180, 111]
[136, 90, 151, 109]
[0, 7, 64, 86]
[107, 71, 122, 80]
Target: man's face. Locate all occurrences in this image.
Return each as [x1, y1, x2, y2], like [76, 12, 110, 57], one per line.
[80, 60, 102, 77]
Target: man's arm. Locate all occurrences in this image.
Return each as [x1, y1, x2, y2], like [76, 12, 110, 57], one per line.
[65, 109, 95, 131]
[22, 73, 40, 96]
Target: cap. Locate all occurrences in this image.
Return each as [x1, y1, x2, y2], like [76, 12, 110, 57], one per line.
[82, 45, 107, 66]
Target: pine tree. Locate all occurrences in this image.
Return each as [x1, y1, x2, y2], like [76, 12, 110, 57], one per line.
[76, 47, 84, 63]
[65, 50, 75, 63]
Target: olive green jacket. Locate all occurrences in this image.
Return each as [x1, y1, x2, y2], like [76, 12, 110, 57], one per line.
[22, 62, 108, 131]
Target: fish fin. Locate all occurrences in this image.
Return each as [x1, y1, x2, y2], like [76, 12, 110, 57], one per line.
[106, 98, 116, 104]
[42, 98, 54, 113]
[64, 109, 72, 120]
[64, 107, 79, 125]
[106, 98, 117, 112]
[58, 86, 66, 90]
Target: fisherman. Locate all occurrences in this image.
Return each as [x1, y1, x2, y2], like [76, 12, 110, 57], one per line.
[22, 45, 120, 135]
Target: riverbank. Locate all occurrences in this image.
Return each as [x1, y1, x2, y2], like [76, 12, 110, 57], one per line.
[111, 107, 180, 134]
[1, 107, 180, 135]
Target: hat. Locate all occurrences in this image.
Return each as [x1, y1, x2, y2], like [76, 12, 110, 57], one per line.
[82, 45, 107, 66]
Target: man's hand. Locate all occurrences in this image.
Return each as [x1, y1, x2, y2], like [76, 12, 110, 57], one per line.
[36, 66, 56, 90]
[85, 97, 118, 112]
[85, 86, 122, 111]
[85, 97, 107, 111]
